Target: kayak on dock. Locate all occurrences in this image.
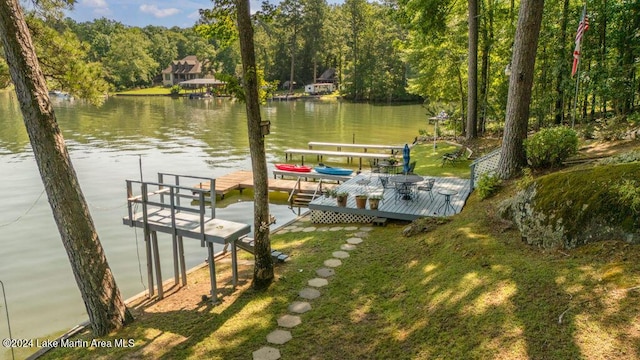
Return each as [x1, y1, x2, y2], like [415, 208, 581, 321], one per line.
[275, 163, 313, 172]
[313, 165, 354, 176]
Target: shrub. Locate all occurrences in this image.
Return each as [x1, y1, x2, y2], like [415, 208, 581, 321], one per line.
[170, 85, 182, 95]
[524, 127, 578, 169]
[476, 172, 501, 200]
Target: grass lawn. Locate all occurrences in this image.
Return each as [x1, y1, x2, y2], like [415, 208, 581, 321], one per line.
[114, 87, 178, 96]
[34, 181, 640, 360]
[411, 142, 472, 178]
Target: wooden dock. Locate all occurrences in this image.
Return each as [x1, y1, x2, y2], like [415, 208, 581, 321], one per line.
[194, 170, 337, 198]
[284, 148, 392, 169]
[307, 142, 406, 154]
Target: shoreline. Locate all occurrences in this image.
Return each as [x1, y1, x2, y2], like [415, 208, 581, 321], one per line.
[26, 211, 309, 359]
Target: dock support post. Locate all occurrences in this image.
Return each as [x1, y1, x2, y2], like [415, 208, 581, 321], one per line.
[207, 242, 218, 304]
[151, 231, 164, 299]
[172, 235, 179, 285]
[178, 235, 187, 286]
[231, 240, 238, 289]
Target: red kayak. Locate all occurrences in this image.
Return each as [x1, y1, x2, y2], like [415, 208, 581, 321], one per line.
[275, 163, 313, 172]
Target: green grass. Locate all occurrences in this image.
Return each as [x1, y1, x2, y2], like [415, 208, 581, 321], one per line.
[36, 183, 640, 359]
[411, 142, 472, 178]
[114, 87, 178, 96]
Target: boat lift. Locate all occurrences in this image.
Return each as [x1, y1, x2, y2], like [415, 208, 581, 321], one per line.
[123, 172, 250, 303]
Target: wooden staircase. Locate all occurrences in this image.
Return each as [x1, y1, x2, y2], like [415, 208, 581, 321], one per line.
[291, 192, 316, 208]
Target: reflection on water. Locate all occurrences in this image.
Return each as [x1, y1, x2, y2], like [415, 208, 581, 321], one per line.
[0, 91, 427, 346]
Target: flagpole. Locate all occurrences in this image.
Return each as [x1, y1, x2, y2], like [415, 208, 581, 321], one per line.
[572, 66, 580, 128]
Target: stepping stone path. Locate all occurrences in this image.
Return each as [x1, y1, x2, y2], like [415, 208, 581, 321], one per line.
[332, 251, 349, 259]
[324, 258, 342, 268]
[308, 278, 329, 288]
[267, 329, 293, 345]
[288, 301, 312, 314]
[299, 288, 321, 300]
[340, 244, 357, 251]
[277, 314, 301, 328]
[253, 346, 281, 360]
[315, 268, 335, 277]
[252, 222, 373, 359]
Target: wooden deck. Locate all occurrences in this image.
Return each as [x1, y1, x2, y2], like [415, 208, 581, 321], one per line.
[308, 174, 472, 221]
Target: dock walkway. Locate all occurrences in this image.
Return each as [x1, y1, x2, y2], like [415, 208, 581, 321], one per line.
[308, 141, 405, 155]
[193, 170, 341, 198]
[284, 148, 391, 169]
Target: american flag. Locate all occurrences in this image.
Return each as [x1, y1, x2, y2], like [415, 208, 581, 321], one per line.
[572, 6, 589, 77]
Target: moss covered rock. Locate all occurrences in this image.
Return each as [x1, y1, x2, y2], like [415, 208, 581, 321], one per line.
[500, 162, 640, 249]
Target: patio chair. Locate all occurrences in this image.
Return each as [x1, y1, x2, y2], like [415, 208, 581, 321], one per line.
[405, 161, 417, 175]
[416, 178, 435, 200]
[441, 147, 467, 167]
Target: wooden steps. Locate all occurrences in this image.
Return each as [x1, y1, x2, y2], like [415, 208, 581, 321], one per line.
[237, 236, 289, 262]
[292, 193, 316, 208]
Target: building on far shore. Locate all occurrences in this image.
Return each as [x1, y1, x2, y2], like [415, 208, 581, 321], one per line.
[161, 55, 206, 86]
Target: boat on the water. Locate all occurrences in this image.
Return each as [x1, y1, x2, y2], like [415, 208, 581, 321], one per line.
[275, 163, 313, 172]
[313, 165, 354, 176]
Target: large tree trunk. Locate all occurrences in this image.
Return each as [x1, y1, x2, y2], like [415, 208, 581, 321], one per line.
[0, 0, 132, 336]
[553, 0, 570, 125]
[497, 0, 545, 179]
[235, 0, 274, 289]
[466, 0, 479, 139]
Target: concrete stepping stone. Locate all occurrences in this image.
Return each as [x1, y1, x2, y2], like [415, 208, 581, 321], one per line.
[277, 229, 290, 235]
[302, 226, 317, 232]
[360, 226, 374, 231]
[354, 232, 369, 238]
[284, 226, 297, 230]
[340, 244, 357, 251]
[267, 329, 292, 345]
[253, 346, 281, 360]
[316, 267, 335, 277]
[332, 251, 350, 259]
[329, 226, 344, 231]
[290, 227, 304, 233]
[346, 237, 363, 245]
[288, 301, 312, 314]
[277, 314, 302, 328]
[324, 258, 342, 268]
[316, 227, 330, 232]
[344, 226, 359, 231]
[299, 287, 321, 299]
[308, 278, 329, 288]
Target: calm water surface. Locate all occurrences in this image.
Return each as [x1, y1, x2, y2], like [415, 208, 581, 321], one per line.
[0, 91, 427, 349]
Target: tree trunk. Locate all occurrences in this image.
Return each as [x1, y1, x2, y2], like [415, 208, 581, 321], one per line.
[466, 0, 479, 139]
[553, 0, 569, 125]
[235, 0, 274, 290]
[0, 0, 132, 336]
[497, 0, 545, 179]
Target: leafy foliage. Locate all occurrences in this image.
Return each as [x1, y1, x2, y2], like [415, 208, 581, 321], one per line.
[524, 127, 579, 169]
[476, 171, 501, 199]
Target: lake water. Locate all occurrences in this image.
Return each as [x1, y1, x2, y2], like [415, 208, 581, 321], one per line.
[0, 91, 427, 349]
